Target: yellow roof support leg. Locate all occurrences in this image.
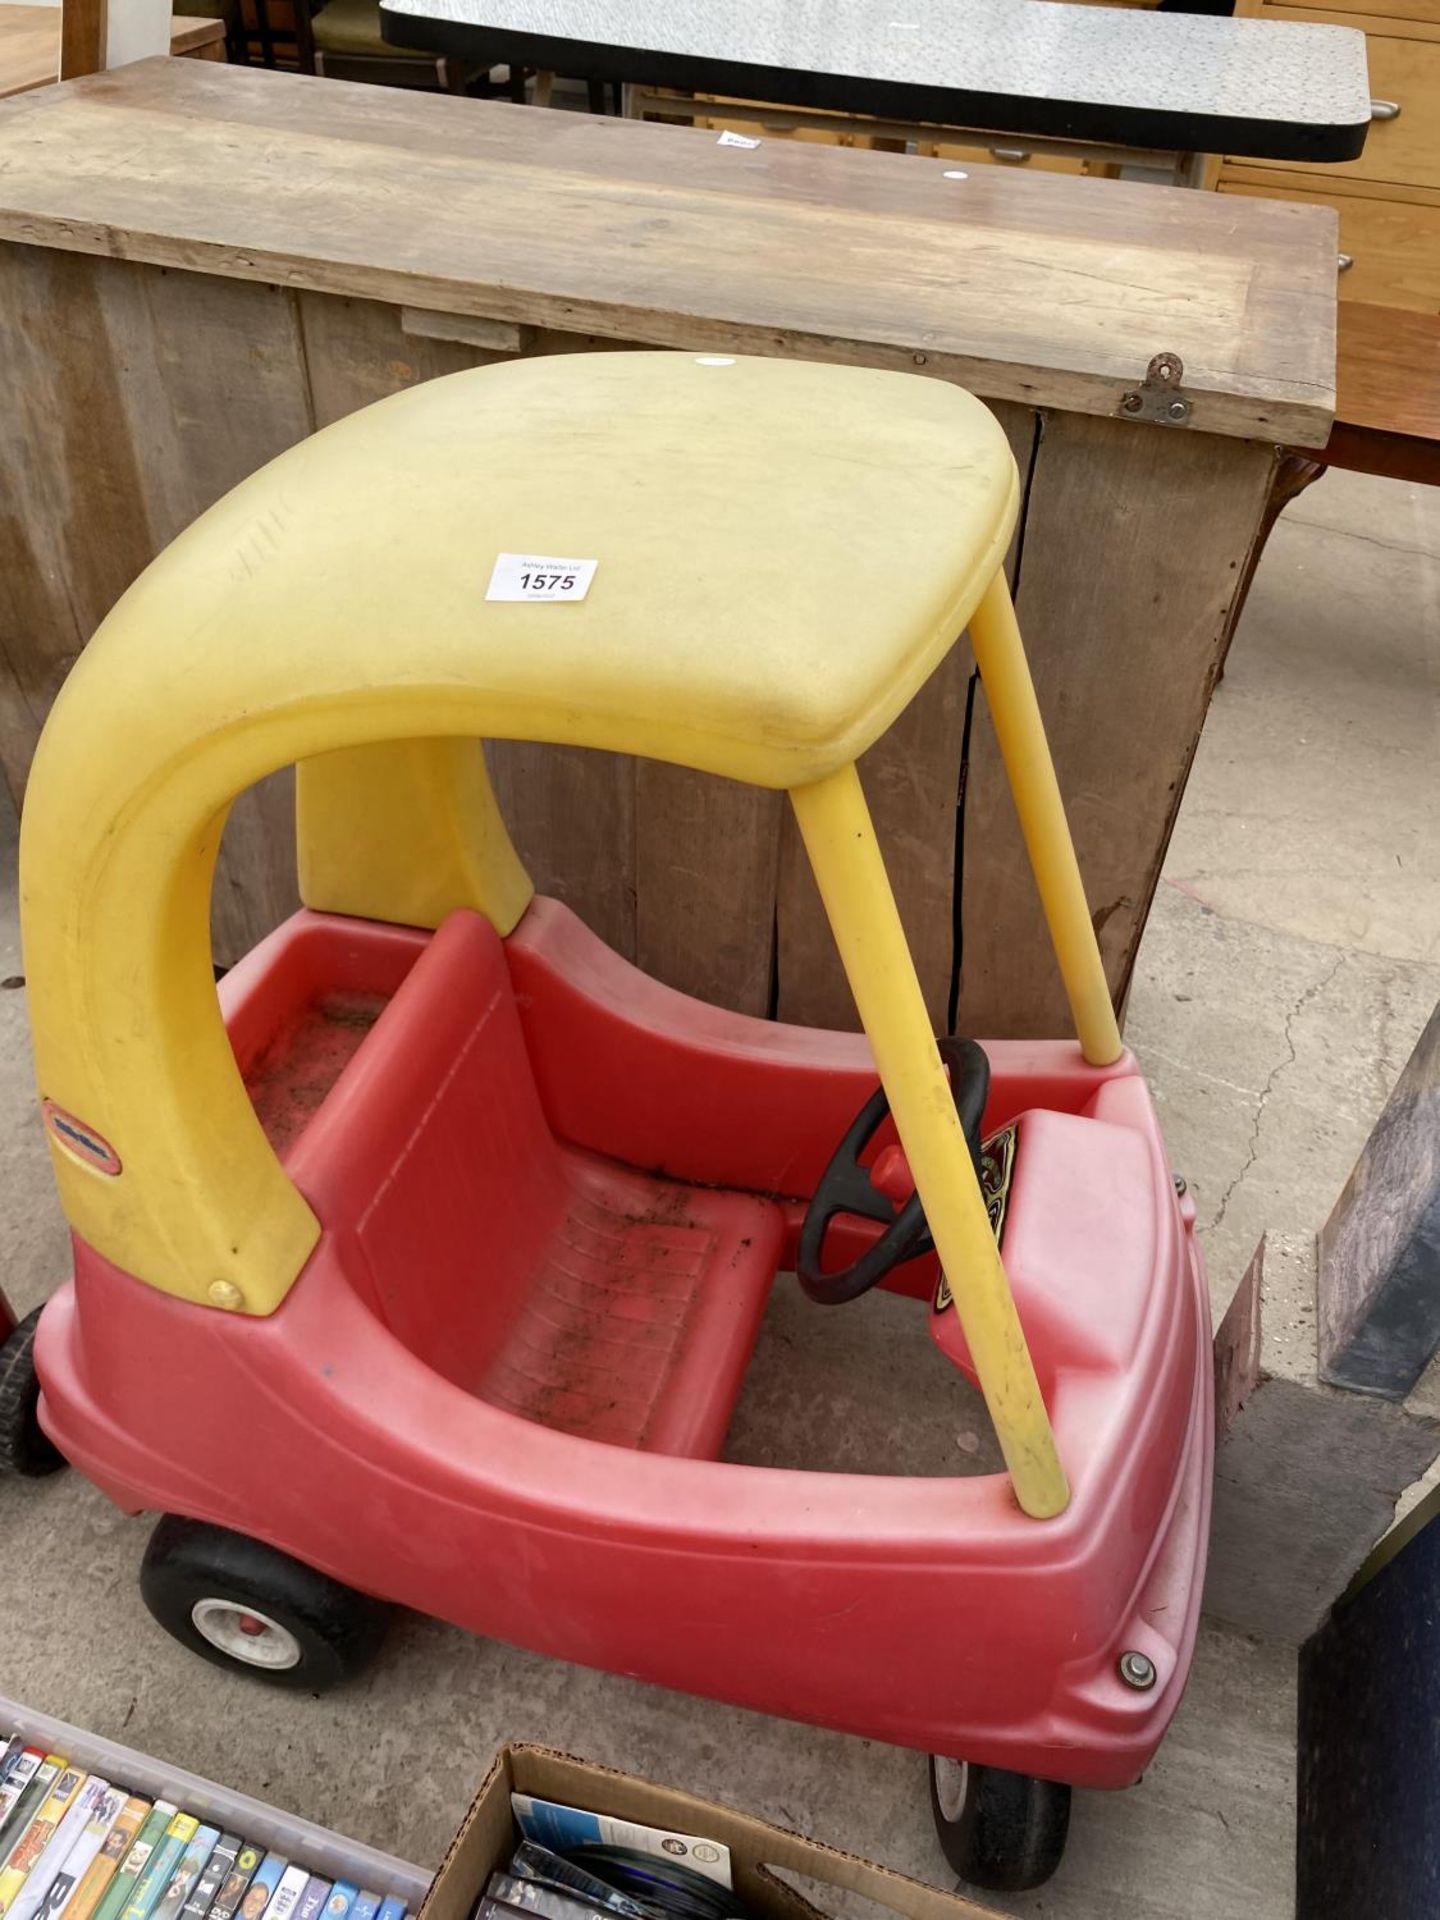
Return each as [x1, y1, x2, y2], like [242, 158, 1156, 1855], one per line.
[298, 739, 533, 933]
[789, 761, 1070, 1520]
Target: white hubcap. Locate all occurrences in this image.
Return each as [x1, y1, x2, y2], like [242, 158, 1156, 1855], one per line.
[190, 1598, 302, 1670]
[933, 1757, 971, 1824]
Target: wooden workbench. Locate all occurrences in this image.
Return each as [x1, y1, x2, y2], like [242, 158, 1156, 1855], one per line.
[0, 58, 1337, 1032]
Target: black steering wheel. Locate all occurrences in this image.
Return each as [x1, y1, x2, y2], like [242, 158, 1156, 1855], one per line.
[796, 1038, 991, 1306]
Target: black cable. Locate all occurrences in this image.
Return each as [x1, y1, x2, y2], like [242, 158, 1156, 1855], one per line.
[948, 411, 1046, 1036]
[947, 665, 980, 1038]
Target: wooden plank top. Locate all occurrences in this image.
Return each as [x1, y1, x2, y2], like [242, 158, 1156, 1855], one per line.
[0, 57, 1338, 443]
[0, 9, 223, 99]
[382, 0, 1372, 163]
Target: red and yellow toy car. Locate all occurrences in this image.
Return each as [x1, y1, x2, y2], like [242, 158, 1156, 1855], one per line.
[16, 354, 1211, 1892]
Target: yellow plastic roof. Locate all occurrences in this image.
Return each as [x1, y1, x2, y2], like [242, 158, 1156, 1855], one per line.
[110, 351, 1018, 790]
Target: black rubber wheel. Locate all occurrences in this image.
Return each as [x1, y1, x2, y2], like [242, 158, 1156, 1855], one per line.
[140, 1515, 389, 1691]
[928, 1755, 1071, 1892]
[0, 1306, 66, 1478]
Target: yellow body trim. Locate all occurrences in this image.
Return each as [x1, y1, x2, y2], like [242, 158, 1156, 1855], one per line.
[790, 764, 1070, 1521]
[20, 677, 535, 1318]
[968, 575, 1124, 1068]
[297, 740, 532, 931]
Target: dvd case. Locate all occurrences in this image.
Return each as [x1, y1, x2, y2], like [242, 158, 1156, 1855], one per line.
[345, 1888, 381, 1920]
[486, 1873, 613, 1920]
[202, 1840, 262, 1920]
[234, 1852, 287, 1920]
[8, 1778, 113, 1920]
[0, 1758, 47, 1838]
[508, 1846, 649, 1920]
[119, 1814, 200, 1920]
[90, 1803, 178, 1920]
[317, 1881, 356, 1920]
[44, 1786, 129, 1920]
[292, 1875, 330, 1920]
[0, 1768, 90, 1916]
[0, 1762, 67, 1877]
[178, 1836, 238, 1920]
[0, 1751, 32, 1820]
[148, 1826, 219, 1920]
[259, 1864, 308, 1920]
[59, 1795, 152, 1920]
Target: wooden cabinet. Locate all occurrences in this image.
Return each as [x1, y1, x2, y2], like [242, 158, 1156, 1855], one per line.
[914, 138, 1109, 177]
[1313, 33, 1440, 191]
[685, 106, 1110, 174]
[1219, 1, 1440, 311]
[1266, 0, 1432, 21]
[1219, 175, 1440, 308]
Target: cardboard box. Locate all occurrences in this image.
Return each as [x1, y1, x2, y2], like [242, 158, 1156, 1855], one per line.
[421, 1747, 1002, 1920]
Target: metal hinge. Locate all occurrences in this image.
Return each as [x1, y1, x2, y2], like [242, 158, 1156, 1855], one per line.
[1119, 352, 1193, 426]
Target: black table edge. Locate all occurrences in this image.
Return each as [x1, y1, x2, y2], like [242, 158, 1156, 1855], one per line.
[379, 11, 1370, 163]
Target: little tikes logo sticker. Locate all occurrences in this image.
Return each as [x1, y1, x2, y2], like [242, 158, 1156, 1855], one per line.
[42, 1099, 122, 1176]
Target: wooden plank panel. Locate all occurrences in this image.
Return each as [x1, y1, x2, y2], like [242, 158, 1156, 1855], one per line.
[98, 259, 315, 544]
[300, 287, 483, 421]
[484, 742, 637, 960]
[214, 770, 302, 966]
[634, 767, 782, 1015]
[0, 249, 313, 959]
[957, 411, 1277, 1038]
[0, 58, 1338, 445]
[0, 243, 152, 802]
[93, 259, 316, 959]
[775, 401, 1037, 1032]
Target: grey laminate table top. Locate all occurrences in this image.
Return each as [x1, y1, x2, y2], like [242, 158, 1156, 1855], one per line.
[381, 0, 1372, 161]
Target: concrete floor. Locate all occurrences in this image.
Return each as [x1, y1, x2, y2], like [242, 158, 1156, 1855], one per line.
[2, 464, 1437, 1920]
